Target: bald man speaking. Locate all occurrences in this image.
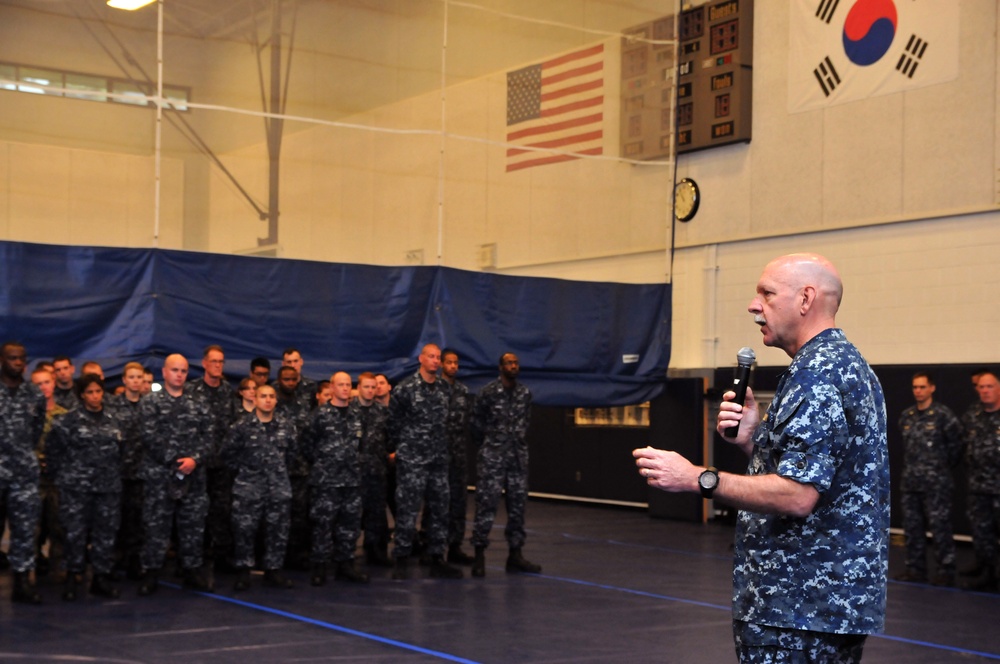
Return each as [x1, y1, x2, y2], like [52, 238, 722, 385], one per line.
[635, 253, 889, 663]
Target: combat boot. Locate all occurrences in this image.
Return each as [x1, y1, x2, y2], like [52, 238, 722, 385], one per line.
[262, 569, 293, 588]
[429, 555, 463, 579]
[963, 567, 997, 592]
[90, 574, 120, 599]
[138, 569, 160, 596]
[335, 560, 370, 583]
[62, 573, 81, 602]
[182, 567, 214, 592]
[310, 562, 327, 586]
[392, 555, 410, 580]
[447, 544, 474, 565]
[12, 571, 41, 604]
[471, 546, 486, 578]
[506, 547, 542, 574]
[233, 568, 251, 592]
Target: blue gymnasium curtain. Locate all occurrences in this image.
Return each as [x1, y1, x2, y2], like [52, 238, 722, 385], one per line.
[0, 240, 670, 406]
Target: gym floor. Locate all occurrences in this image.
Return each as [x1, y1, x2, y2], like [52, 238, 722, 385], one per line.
[0, 499, 997, 663]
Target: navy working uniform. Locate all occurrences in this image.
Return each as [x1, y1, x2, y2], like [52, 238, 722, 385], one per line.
[138, 388, 213, 590]
[962, 405, 1000, 586]
[470, 377, 532, 552]
[105, 393, 145, 577]
[356, 398, 391, 563]
[733, 328, 889, 662]
[0, 380, 46, 577]
[223, 411, 295, 574]
[388, 371, 455, 574]
[898, 400, 963, 582]
[47, 407, 123, 597]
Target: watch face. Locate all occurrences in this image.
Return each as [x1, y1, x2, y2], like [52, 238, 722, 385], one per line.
[674, 178, 699, 222]
[699, 469, 718, 490]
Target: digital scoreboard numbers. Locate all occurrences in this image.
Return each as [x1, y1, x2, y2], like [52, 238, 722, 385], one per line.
[677, 0, 753, 154]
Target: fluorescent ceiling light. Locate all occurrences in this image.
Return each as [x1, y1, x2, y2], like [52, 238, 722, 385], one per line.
[107, 0, 156, 9]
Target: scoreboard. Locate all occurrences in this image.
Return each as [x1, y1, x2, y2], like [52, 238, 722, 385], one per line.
[677, 0, 753, 153]
[620, 0, 753, 160]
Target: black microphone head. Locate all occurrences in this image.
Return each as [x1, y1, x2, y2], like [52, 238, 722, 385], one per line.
[736, 347, 756, 367]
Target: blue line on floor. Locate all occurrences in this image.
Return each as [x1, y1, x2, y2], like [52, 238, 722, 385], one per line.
[531, 574, 1000, 660]
[172, 586, 481, 664]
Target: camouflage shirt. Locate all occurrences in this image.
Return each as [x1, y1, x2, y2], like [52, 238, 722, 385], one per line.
[187, 377, 237, 468]
[388, 371, 450, 463]
[138, 389, 212, 482]
[47, 408, 123, 494]
[963, 405, 1000, 494]
[304, 404, 362, 487]
[0, 380, 46, 484]
[353, 399, 390, 470]
[733, 328, 889, 635]
[104, 394, 144, 479]
[472, 378, 532, 461]
[223, 411, 295, 498]
[898, 401, 963, 491]
[444, 379, 472, 447]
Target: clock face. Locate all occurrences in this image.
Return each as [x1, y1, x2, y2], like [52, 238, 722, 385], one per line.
[674, 178, 699, 222]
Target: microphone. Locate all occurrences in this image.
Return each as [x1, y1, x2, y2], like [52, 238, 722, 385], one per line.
[724, 347, 756, 438]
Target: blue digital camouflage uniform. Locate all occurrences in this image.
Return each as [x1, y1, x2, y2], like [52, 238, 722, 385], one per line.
[139, 389, 212, 571]
[104, 394, 144, 570]
[898, 401, 963, 576]
[961, 406, 1000, 572]
[0, 380, 46, 573]
[388, 371, 451, 558]
[470, 377, 532, 550]
[304, 404, 363, 564]
[188, 377, 237, 565]
[47, 408, 123, 576]
[444, 379, 472, 547]
[223, 411, 295, 571]
[53, 385, 77, 412]
[355, 399, 391, 551]
[276, 389, 313, 567]
[733, 328, 889, 657]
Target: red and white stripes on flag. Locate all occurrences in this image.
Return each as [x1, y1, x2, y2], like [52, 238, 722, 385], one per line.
[505, 44, 605, 173]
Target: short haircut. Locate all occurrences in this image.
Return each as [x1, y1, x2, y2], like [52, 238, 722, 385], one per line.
[357, 372, 377, 383]
[441, 348, 459, 362]
[316, 379, 331, 393]
[1, 341, 25, 355]
[203, 344, 224, 358]
[75, 373, 104, 396]
[238, 377, 256, 391]
[912, 371, 934, 385]
[53, 355, 72, 365]
[123, 361, 145, 375]
[282, 347, 301, 358]
[278, 365, 298, 378]
[251, 357, 271, 371]
[30, 366, 53, 378]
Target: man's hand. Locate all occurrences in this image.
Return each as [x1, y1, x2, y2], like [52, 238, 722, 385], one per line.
[177, 457, 197, 475]
[717, 386, 760, 455]
[632, 446, 700, 493]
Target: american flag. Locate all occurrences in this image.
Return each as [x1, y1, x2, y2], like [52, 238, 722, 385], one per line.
[506, 43, 605, 173]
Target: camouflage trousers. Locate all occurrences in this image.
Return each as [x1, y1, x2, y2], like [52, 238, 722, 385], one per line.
[471, 451, 527, 550]
[901, 488, 956, 574]
[360, 467, 389, 549]
[419, 447, 468, 548]
[0, 478, 40, 573]
[310, 485, 362, 564]
[204, 466, 234, 563]
[733, 621, 867, 664]
[141, 476, 208, 571]
[231, 489, 290, 570]
[967, 493, 1000, 568]
[59, 489, 121, 575]
[393, 457, 450, 558]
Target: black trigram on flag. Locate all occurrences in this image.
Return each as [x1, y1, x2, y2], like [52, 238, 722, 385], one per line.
[896, 34, 929, 78]
[814, 0, 840, 24]
[813, 56, 841, 96]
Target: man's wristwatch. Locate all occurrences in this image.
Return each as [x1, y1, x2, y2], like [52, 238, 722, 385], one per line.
[698, 467, 719, 499]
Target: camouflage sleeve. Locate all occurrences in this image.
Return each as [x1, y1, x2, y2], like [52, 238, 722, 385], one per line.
[221, 419, 242, 470]
[942, 406, 965, 467]
[45, 413, 69, 482]
[770, 378, 843, 492]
